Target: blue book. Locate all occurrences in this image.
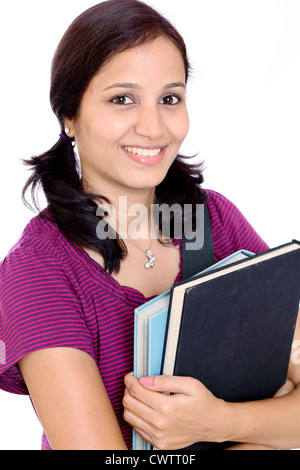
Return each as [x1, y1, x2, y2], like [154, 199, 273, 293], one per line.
[133, 249, 253, 450]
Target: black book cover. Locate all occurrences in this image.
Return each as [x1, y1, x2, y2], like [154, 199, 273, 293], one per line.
[165, 245, 300, 450]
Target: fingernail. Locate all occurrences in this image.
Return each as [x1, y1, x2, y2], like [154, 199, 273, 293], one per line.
[140, 376, 154, 387]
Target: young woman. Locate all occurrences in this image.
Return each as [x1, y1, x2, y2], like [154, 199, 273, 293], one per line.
[0, 0, 299, 450]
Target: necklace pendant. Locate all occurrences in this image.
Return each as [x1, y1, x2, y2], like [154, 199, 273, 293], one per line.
[145, 249, 156, 269]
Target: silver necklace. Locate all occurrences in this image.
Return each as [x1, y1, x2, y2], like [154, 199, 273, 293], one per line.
[125, 237, 156, 269]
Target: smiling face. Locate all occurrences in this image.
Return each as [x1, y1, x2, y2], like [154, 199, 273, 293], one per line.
[65, 36, 190, 201]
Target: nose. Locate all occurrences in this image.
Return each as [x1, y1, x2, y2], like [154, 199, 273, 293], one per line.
[134, 103, 165, 140]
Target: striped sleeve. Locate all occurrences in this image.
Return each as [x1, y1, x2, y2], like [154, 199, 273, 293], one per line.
[0, 247, 96, 394]
[206, 189, 269, 261]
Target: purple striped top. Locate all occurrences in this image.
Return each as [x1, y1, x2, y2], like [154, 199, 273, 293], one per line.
[0, 190, 269, 449]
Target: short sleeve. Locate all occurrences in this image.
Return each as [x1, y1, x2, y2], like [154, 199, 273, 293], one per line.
[0, 246, 96, 395]
[206, 189, 269, 261]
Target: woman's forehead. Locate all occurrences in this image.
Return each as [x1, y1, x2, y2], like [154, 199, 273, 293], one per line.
[91, 37, 186, 87]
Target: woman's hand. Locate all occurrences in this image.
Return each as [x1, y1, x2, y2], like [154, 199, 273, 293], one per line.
[123, 373, 231, 450]
[123, 375, 297, 451]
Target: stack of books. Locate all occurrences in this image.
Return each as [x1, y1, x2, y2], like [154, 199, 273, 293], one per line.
[133, 241, 300, 450]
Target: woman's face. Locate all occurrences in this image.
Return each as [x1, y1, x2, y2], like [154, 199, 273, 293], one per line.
[66, 36, 190, 198]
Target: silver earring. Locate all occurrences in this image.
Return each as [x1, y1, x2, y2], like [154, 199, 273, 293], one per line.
[65, 127, 70, 135]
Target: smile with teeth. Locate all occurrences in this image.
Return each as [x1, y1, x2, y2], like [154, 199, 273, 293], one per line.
[123, 146, 163, 157]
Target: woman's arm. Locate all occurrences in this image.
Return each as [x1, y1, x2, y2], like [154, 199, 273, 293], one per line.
[123, 309, 300, 450]
[225, 379, 296, 450]
[18, 347, 127, 450]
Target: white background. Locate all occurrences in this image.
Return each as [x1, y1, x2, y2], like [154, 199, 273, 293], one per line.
[0, 0, 299, 450]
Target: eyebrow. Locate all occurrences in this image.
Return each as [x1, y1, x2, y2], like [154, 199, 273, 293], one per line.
[103, 81, 186, 91]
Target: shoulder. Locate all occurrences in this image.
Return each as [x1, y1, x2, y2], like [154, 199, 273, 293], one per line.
[0, 212, 78, 311]
[1, 211, 70, 290]
[204, 189, 269, 259]
[7, 210, 69, 261]
[1, 209, 81, 278]
[205, 189, 240, 220]
[0, 211, 124, 308]
[205, 188, 246, 236]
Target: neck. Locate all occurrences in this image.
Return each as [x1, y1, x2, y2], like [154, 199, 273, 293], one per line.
[93, 187, 157, 242]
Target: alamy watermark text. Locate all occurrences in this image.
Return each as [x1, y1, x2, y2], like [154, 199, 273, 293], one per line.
[95, 196, 205, 250]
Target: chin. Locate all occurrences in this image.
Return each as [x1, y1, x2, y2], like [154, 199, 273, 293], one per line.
[132, 164, 172, 188]
[129, 175, 166, 191]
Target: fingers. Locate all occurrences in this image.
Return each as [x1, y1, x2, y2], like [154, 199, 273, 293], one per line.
[274, 379, 295, 398]
[124, 374, 167, 410]
[123, 374, 185, 433]
[124, 374, 206, 411]
[123, 391, 154, 440]
[122, 382, 166, 447]
[139, 375, 202, 395]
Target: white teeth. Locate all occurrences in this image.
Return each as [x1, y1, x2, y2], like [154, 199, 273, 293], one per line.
[124, 146, 161, 157]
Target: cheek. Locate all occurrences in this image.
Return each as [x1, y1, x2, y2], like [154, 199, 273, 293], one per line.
[172, 111, 190, 145]
[76, 106, 130, 141]
[92, 113, 132, 145]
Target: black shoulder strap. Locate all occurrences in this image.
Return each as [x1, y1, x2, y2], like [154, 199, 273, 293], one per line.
[182, 204, 214, 280]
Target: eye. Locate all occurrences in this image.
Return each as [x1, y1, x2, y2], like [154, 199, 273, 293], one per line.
[160, 94, 182, 105]
[110, 95, 135, 105]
